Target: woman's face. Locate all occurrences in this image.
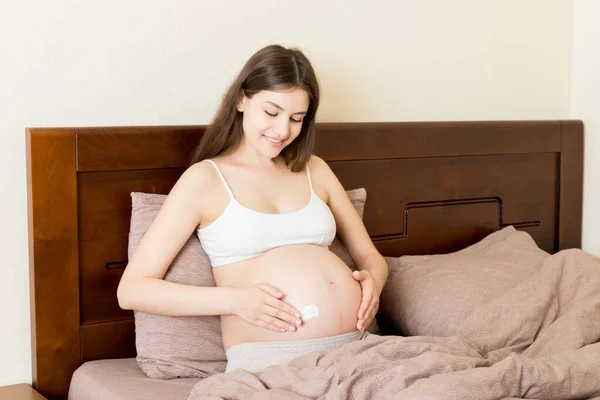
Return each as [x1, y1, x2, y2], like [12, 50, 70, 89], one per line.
[237, 87, 309, 159]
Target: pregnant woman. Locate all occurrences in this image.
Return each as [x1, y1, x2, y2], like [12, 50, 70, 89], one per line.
[117, 44, 388, 373]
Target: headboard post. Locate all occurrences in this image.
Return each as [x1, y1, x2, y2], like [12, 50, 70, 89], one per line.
[27, 129, 81, 399]
[558, 120, 584, 250]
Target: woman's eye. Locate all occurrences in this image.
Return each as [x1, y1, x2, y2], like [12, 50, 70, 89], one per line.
[265, 110, 302, 123]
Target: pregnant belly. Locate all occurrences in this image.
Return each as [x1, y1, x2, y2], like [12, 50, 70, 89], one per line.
[217, 245, 362, 350]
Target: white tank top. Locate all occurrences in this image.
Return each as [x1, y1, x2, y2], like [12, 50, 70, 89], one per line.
[196, 160, 337, 267]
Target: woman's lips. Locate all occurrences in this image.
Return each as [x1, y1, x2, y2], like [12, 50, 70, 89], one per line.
[264, 135, 285, 147]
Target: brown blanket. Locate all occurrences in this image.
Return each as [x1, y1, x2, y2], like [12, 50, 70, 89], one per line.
[188, 249, 600, 400]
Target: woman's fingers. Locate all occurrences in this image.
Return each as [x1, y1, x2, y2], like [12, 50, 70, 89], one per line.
[258, 312, 296, 332]
[358, 285, 374, 320]
[256, 283, 284, 298]
[264, 304, 301, 328]
[358, 296, 379, 330]
[253, 319, 283, 332]
[245, 284, 303, 333]
[264, 296, 302, 323]
[358, 300, 368, 320]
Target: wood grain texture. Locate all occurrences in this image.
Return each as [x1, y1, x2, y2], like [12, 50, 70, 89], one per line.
[74, 121, 562, 172]
[76, 126, 202, 172]
[314, 120, 562, 161]
[558, 120, 584, 250]
[329, 153, 558, 253]
[26, 129, 80, 400]
[80, 320, 136, 363]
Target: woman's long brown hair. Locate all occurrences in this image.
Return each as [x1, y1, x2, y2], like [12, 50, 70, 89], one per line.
[189, 44, 320, 172]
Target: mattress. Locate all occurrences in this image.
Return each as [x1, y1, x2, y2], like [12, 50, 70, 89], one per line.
[68, 358, 200, 400]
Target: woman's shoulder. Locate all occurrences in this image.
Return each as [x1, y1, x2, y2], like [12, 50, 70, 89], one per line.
[307, 154, 333, 176]
[179, 160, 223, 193]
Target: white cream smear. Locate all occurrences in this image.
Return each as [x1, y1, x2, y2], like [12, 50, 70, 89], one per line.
[299, 304, 320, 321]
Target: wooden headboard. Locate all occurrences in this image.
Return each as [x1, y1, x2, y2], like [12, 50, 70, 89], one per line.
[26, 120, 583, 399]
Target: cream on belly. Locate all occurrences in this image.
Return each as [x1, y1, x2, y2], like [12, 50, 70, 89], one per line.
[217, 245, 362, 350]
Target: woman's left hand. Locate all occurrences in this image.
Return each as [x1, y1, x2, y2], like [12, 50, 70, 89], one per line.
[352, 270, 380, 332]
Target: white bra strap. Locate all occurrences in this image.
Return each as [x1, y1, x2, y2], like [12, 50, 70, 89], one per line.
[306, 164, 314, 192]
[206, 159, 234, 198]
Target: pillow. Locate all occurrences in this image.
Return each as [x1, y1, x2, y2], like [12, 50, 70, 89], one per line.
[128, 187, 367, 379]
[329, 188, 366, 270]
[378, 226, 549, 337]
[128, 193, 226, 379]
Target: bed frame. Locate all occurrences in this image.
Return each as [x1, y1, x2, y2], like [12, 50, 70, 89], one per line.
[26, 120, 583, 399]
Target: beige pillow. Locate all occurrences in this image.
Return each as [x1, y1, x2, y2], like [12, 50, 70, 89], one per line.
[128, 188, 367, 379]
[378, 226, 549, 337]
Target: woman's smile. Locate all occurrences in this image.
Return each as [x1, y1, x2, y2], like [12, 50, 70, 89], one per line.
[264, 134, 286, 147]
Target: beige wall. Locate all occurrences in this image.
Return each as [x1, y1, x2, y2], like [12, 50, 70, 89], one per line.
[572, 0, 600, 255]
[0, 0, 580, 385]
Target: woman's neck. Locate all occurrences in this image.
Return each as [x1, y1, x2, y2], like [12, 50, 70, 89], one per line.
[228, 139, 282, 170]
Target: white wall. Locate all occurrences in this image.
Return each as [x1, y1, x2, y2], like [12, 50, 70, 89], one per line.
[572, 0, 600, 255]
[0, 0, 577, 386]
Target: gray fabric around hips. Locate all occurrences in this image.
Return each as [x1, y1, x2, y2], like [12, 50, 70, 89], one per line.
[225, 330, 370, 373]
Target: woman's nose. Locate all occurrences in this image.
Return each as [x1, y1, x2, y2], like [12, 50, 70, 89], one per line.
[274, 118, 290, 138]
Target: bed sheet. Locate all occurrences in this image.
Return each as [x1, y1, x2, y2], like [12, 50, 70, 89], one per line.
[68, 358, 199, 400]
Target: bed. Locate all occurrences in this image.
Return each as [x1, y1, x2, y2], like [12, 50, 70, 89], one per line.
[26, 120, 589, 399]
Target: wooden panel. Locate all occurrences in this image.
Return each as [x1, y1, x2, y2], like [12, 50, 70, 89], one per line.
[75, 121, 562, 172]
[80, 320, 136, 363]
[558, 120, 584, 250]
[78, 169, 184, 324]
[329, 153, 558, 253]
[373, 199, 539, 257]
[314, 120, 562, 161]
[26, 129, 80, 400]
[76, 126, 202, 172]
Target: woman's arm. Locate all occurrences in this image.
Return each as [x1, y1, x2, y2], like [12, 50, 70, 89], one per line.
[119, 278, 239, 316]
[309, 156, 388, 330]
[117, 162, 302, 332]
[310, 156, 388, 289]
[117, 161, 229, 316]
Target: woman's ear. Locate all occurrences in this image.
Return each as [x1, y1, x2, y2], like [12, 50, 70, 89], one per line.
[236, 90, 246, 112]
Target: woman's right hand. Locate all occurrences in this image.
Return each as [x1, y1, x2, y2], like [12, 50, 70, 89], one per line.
[234, 283, 303, 332]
